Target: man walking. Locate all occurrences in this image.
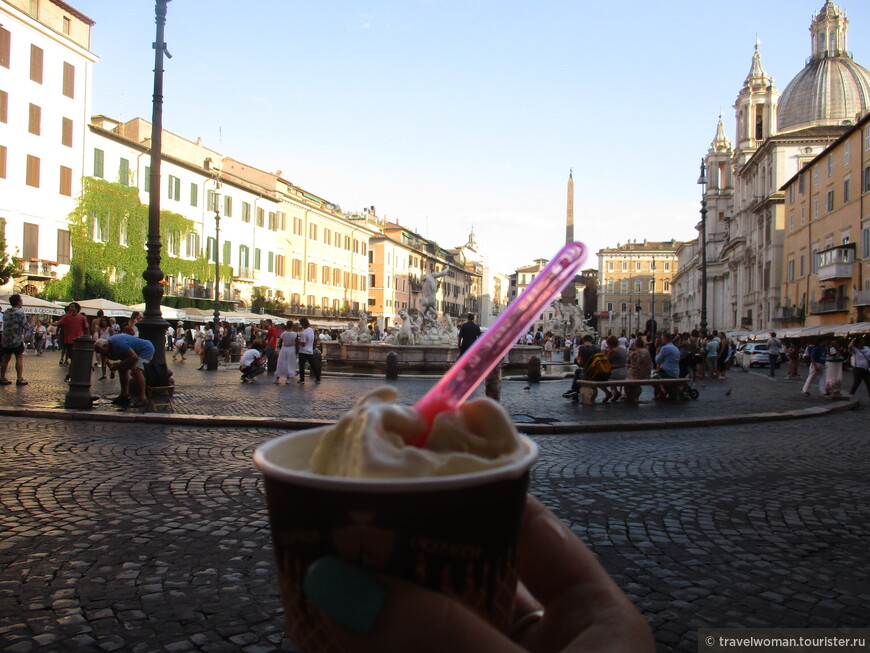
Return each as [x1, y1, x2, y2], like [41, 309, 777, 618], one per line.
[801, 339, 827, 396]
[0, 294, 28, 386]
[457, 313, 481, 357]
[766, 331, 783, 378]
[297, 317, 320, 383]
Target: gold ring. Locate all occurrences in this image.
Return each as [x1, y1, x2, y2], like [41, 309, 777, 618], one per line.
[509, 609, 544, 637]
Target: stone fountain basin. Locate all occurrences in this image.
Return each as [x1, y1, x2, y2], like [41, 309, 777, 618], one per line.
[321, 342, 542, 371]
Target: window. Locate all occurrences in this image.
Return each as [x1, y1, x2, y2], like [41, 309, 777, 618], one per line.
[324, 227, 331, 244]
[167, 231, 181, 257]
[322, 266, 330, 285]
[827, 153, 833, 177]
[185, 232, 200, 258]
[811, 247, 819, 273]
[93, 149, 104, 178]
[30, 45, 43, 83]
[23, 223, 38, 259]
[864, 227, 870, 259]
[844, 178, 851, 203]
[866, 127, 870, 151]
[61, 117, 73, 146]
[309, 223, 317, 240]
[62, 16, 71, 35]
[345, 235, 351, 250]
[825, 189, 834, 213]
[845, 141, 851, 165]
[865, 165, 870, 193]
[119, 219, 128, 246]
[92, 213, 107, 243]
[275, 255, 285, 277]
[62, 62, 75, 98]
[813, 167, 819, 186]
[268, 211, 276, 230]
[26, 154, 40, 187]
[789, 185, 795, 203]
[369, 274, 376, 288]
[190, 183, 198, 206]
[167, 175, 181, 201]
[634, 280, 641, 292]
[207, 189, 216, 211]
[0, 145, 6, 179]
[334, 231, 342, 247]
[206, 237, 216, 262]
[0, 90, 7, 122]
[799, 173, 805, 194]
[224, 195, 232, 217]
[292, 259, 302, 280]
[277, 211, 286, 231]
[621, 261, 627, 271]
[333, 268, 341, 286]
[0, 27, 10, 68]
[663, 281, 670, 292]
[801, 206, 806, 225]
[223, 240, 231, 265]
[59, 165, 72, 196]
[268, 252, 274, 273]
[813, 199, 819, 219]
[800, 254, 805, 277]
[57, 229, 71, 264]
[257, 207, 264, 227]
[606, 302, 613, 312]
[28, 103, 41, 135]
[635, 261, 642, 271]
[238, 245, 249, 268]
[119, 158, 130, 186]
[293, 216, 303, 235]
[307, 262, 317, 282]
[789, 211, 794, 232]
[144, 166, 150, 192]
[354, 239, 360, 254]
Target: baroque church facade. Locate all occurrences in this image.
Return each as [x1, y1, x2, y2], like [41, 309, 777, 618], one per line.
[672, 1, 870, 334]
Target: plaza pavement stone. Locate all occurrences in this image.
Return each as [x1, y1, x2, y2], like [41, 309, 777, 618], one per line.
[1, 408, 868, 651]
[0, 348, 858, 430]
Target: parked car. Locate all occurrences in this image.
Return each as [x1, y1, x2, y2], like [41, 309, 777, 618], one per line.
[735, 341, 769, 367]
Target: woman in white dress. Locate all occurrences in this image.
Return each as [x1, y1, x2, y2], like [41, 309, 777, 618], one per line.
[274, 321, 298, 385]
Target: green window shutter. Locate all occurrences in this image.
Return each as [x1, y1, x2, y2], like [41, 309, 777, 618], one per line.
[223, 240, 231, 265]
[190, 183, 198, 206]
[119, 158, 129, 186]
[268, 251, 274, 273]
[94, 148, 104, 178]
[254, 248, 261, 270]
[144, 166, 150, 192]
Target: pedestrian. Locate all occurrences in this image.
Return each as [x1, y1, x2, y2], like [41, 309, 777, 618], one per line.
[604, 334, 627, 402]
[274, 321, 298, 385]
[52, 303, 89, 382]
[654, 331, 681, 399]
[95, 317, 112, 380]
[561, 335, 608, 403]
[198, 321, 215, 370]
[297, 317, 320, 383]
[848, 336, 870, 398]
[801, 339, 828, 396]
[786, 341, 801, 379]
[172, 322, 188, 361]
[627, 335, 653, 380]
[94, 334, 156, 407]
[766, 331, 783, 377]
[0, 294, 29, 386]
[704, 331, 720, 379]
[239, 341, 267, 384]
[33, 320, 47, 356]
[124, 311, 142, 336]
[457, 313, 482, 358]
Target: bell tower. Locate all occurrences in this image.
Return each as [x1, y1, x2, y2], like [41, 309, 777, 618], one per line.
[733, 40, 780, 165]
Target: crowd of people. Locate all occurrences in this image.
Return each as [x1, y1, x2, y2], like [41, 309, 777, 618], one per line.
[555, 327, 870, 403]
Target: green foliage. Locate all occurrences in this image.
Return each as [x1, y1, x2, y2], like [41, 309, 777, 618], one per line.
[251, 286, 286, 315]
[39, 178, 230, 304]
[0, 219, 24, 286]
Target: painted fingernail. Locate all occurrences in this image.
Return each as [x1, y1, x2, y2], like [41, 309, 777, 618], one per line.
[303, 556, 387, 634]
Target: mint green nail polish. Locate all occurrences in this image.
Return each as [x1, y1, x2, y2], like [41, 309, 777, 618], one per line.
[303, 556, 387, 634]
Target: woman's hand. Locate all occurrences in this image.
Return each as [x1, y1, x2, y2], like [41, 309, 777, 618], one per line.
[302, 495, 655, 652]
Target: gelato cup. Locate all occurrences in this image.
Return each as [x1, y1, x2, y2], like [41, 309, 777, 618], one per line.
[254, 425, 538, 652]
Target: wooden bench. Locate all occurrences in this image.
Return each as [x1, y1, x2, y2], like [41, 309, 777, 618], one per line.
[572, 378, 692, 405]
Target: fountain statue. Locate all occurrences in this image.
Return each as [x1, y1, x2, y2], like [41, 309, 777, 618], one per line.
[339, 311, 372, 343]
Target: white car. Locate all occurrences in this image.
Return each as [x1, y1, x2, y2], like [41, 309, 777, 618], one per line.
[735, 341, 770, 367]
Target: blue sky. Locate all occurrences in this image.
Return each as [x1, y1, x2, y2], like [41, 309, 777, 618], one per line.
[71, 1, 870, 275]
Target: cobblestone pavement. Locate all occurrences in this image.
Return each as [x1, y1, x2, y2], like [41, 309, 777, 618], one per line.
[0, 349, 858, 428]
[1, 410, 868, 651]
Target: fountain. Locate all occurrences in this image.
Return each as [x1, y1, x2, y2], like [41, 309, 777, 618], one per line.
[321, 270, 540, 372]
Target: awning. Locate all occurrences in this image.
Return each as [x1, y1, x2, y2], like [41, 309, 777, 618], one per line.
[0, 295, 65, 316]
[74, 298, 135, 317]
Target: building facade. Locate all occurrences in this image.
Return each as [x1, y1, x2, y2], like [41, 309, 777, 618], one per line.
[780, 112, 870, 326]
[597, 240, 680, 336]
[682, 1, 870, 333]
[0, 0, 96, 292]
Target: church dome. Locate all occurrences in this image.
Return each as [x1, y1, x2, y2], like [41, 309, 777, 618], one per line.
[777, 1, 870, 131]
[777, 57, 870, 130]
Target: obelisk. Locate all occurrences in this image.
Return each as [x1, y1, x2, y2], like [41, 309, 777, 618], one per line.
[561, 169, 577, 304]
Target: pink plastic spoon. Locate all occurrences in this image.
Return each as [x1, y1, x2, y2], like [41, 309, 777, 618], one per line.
[414, 242, 587, 446]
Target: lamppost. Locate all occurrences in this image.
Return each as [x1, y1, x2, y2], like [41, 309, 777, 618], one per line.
[697, 158, 709, 334]
[212, 175, 221, 329]
[650, 255, 656, 336]
[138, 0, 172, 369]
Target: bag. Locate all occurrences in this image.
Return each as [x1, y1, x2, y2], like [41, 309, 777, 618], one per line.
[584, 352, 612, 380]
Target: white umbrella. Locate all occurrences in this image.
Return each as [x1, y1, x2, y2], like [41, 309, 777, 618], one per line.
[74, 298, 135, 317]
[0, 295, 65, 316]
[129, 302, 185, 321]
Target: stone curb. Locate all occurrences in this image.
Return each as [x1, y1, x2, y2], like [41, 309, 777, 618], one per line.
[1, 396, 857, 432]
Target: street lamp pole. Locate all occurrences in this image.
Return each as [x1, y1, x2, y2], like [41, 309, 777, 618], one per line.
[138, 0, 172, 368]
[213, 178, 221, 329]
[650, 255, 656, 336]
[698, 158, 709, 334]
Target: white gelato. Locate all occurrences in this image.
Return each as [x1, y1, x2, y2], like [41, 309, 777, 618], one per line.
[308, 387, 524, 478]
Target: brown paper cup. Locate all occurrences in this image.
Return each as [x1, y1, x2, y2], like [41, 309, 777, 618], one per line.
[254, 427, 538, 652]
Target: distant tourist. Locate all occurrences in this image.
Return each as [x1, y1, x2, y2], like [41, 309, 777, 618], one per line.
[457, 313, 481, 357]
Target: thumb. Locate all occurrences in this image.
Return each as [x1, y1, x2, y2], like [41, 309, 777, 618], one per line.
[303, 556, 523, 653]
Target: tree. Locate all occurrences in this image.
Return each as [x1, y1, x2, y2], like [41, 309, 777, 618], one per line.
[0, 219, 23, 287]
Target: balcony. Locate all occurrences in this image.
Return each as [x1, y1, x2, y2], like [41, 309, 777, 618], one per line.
[234, 267, 257, 282]
[853, 290, 870, 307]
[810, 298, 849, 314]
[24, 259, 59, 279]
[816, 244, 856, 282]
[774, 305, 804, 321]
